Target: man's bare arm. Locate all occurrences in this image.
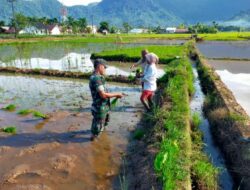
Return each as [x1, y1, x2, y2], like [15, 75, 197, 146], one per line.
[99, 90, 123, 99]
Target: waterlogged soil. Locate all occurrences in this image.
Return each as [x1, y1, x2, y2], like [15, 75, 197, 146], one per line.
[207, 60, 250, 116]
[0, 74, 143, 190]
[197, 41, 250, 59]
[0, 42, 165, 78]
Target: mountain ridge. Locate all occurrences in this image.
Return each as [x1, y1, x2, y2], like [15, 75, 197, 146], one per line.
[0, 0, 250, 27]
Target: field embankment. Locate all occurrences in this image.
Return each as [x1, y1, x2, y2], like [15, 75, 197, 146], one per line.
[91, 45, 184, 64]
[1, 32, 250, 45]
[189, 41, 250, 189]
[0, 67, 135, 84]
[102, 44, 219, 189]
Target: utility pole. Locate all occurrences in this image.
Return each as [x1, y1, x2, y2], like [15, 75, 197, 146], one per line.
[7, 0, 17, 38]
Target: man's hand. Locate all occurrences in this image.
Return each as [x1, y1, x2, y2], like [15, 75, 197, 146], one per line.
[116, 93, 124, 98]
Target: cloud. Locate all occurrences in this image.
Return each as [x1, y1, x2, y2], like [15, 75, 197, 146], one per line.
[57, 0, 102, 6]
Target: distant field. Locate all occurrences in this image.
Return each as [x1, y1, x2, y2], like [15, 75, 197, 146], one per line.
[91, 45, 185, 64]
[0, 32, 250, 45]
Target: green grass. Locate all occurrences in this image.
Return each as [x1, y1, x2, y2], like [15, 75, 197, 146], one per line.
[2, 104, 16, 111]
[32, 111, 48, 119]
[91, 45, 184, 64]
[1, 126, 17, 134]
[133, 128, 145, 140]
[153, 55, 194, 189]
[17, 109, 34, 115]
[198, 32, 250, 41]
[18, 109, 48, 119]
[1, 32, 250, 46]
[191, 112, 202, 128]
[190, 112, 218, 190]
[152, 42, 218, 189]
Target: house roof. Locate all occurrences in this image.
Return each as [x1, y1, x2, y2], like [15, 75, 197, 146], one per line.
[46, 24, 58, 32]
[175, 29, 189, 33]
[0, 26, 10, 31]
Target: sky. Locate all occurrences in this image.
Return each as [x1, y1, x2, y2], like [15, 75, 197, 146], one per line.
[57, 0, 102, 6]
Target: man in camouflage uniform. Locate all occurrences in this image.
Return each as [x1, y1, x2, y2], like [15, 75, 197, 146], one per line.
[89, 59, 123, 140]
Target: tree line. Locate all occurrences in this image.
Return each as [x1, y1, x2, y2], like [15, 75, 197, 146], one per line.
[0, 13, 135, 34]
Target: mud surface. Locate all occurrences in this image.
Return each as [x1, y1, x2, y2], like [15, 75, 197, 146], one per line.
[207, 60, 250, 116]
[0, 74, 143, 190]
[197, 41, 250, 59]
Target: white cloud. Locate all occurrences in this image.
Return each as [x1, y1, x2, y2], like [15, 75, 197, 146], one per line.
[58, 0, 102, 6]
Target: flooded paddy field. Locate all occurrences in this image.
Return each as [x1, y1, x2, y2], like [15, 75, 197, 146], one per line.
[197, 41, 250, 116]
[197, 41, 250, 59]
[207, 60, 250, 116]
[0, 74, 143, 190]
[0, 42, 165, 78]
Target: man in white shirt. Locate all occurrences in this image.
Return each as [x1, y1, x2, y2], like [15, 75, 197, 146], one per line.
[140, 52, 158, 111]
[130, 49, 149, 72]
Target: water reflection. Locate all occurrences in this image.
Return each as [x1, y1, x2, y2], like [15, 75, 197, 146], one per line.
[207, 60, 250, 116]
[0, 42, 165, 77]
[0, 74, 141, 113]
[197, 41, 250, 59]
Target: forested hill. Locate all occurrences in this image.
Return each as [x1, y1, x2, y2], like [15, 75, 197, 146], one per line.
[0, 0, 250, 27]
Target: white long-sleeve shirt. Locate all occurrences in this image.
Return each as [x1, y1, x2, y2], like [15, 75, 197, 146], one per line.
[142, 63, 157, 91]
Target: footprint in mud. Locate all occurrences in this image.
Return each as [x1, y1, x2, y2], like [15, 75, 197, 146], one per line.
[50, 153, 77, 174]
[17, 142, 60, 157]
[2, 164, 48, 184]
[9, 184, 52, 190]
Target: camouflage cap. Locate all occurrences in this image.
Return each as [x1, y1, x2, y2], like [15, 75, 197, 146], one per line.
[93, 59, 108, 69]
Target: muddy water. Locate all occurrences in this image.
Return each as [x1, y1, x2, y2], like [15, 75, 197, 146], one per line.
[197, 41, 250, 59]
[0, 74, 143, 190]
[207, 60, 250, 116]
[190, 66, 234, 189]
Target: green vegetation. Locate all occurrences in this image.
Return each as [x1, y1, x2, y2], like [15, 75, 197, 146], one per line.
[91, 45, 184, 64]
[151, 43, 217, 189]
[191, 112, 202, 128]
[153, 56, 194, 189]
[110, 98, 119, 109]
[133, 128, 145, 140]
[1, 32, 250, 46]
[1, 126, 17, 134]
[2, 104, 16, 111]
[18, 109, 48, 119]
[32, 111, 48, 119]
[190, 112, 218, 190]
[17, 109, 33, 115]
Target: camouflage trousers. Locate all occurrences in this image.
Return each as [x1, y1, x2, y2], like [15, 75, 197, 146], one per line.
[91, 109, 110, 136]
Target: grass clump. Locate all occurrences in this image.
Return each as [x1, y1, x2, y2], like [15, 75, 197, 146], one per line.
[2, 104, 16, 111]
[191, 112, 202, 128]
[33, 111, 48, 119]
[133, 128, 145, 140]
[153, 56, 194, 189]
[17, 109, 33, 115]
[1, 126, 17, 134]
[17, 109, 48, 119]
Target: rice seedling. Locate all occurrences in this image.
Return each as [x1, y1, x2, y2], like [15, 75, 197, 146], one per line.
[2, 104, 16, 111]
[32, 111, 48, 119]
[17, 109, 33, 115]
[1, 126, 17, 134]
